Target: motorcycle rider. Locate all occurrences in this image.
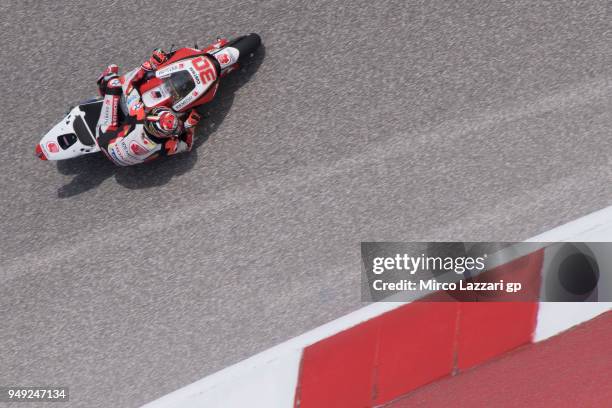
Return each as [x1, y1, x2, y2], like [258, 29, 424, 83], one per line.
[95, 50, 201, 166]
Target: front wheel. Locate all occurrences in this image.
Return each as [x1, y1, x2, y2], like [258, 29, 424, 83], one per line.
[227, 33, 262, 64]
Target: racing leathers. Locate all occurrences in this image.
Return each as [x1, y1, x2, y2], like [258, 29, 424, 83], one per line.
[95, 54, 200, 166]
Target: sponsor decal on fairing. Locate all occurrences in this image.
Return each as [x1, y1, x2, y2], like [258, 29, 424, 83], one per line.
[156, 63, 182, 78]
[46, 142, 59, 153]
[216, 52, 231, 65]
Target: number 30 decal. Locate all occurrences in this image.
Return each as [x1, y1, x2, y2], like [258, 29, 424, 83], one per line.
[192, 56, 216, 84]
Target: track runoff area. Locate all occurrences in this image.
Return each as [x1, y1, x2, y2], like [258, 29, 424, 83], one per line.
[144, 207, 612, 407]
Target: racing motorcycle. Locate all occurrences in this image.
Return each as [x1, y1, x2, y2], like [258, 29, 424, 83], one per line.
[35, 33, 261, 161]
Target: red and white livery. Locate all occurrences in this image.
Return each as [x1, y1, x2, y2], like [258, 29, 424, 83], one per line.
[35, 34, 261, 164]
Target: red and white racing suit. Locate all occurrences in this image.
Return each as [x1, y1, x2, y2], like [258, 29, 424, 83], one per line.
[96, 63, 199, 166]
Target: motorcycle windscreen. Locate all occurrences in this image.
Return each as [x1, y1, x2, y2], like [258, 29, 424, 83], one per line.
[170, 57, 218, 111]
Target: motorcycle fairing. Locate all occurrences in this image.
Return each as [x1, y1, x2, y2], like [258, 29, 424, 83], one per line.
[37, 101, 102, 160]
[154, 55, 219, 111]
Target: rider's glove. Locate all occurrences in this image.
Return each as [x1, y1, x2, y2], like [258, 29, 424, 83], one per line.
[184, 110, 201, 129]
[96, 64, 119, 95]
[142, 48, 168, 71]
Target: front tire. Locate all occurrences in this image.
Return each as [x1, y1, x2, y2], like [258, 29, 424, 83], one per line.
[228, 33, 262, 64]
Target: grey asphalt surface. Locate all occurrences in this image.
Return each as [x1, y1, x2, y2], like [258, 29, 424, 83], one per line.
[2, 1, 612, 407]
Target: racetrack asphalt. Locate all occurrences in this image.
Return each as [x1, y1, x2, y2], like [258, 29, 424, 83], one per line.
[2, 1, 612, 407]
